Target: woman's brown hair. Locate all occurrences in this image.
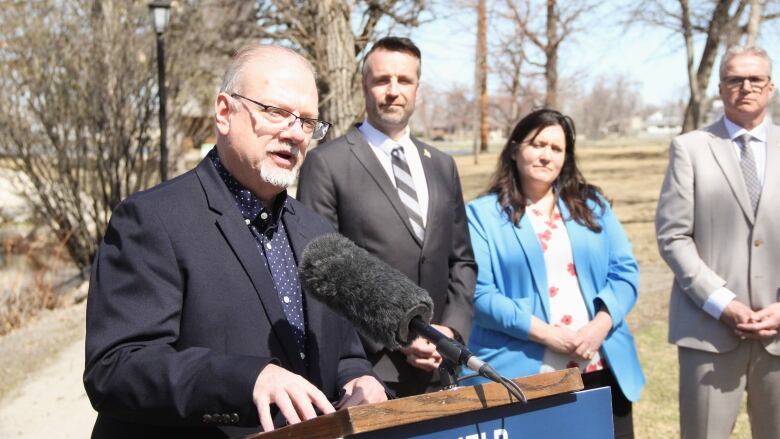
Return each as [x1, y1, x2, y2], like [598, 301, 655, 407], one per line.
[486, 108, 605, 232]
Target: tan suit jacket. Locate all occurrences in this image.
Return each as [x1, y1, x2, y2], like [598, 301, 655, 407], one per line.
[656, 117, 780, 356]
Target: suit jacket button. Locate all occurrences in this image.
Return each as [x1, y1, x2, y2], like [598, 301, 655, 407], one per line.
[231, 413, 240, 423]
[754, 239, 763, 247]
[202, 414, 212, 423]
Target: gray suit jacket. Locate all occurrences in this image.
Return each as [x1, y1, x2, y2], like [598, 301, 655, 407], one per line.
[656, 117, 780, 355]
[297, 125, 477, 387]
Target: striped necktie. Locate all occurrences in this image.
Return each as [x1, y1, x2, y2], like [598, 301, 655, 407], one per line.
[738, 133, 761, 212]
[391, 146, 425, 242]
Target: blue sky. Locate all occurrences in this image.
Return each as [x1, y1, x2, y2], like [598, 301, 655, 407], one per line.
[406, 4, 780, 107]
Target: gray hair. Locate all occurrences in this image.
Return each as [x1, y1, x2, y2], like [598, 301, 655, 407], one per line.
[219, 43, 316, 95]
[719, 45, 773, 79]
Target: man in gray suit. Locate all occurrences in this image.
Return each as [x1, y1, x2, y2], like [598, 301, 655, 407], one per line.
[297, 36, 477, 397]
[656, 46, 780, 439]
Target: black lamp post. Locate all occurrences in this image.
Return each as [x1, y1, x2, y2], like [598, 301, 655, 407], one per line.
[149, 0, 171, 181]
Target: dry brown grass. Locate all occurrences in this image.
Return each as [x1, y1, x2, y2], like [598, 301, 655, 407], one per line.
[0, 232, 72, 336]
[453, 138, 751, 439]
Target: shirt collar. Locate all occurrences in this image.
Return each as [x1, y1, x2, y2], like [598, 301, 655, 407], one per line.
[207, 148, 289, 225]
[358, 118, 414, 156]
[723, 115, 767, 143]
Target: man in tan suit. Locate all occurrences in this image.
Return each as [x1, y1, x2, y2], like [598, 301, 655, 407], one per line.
[656, 46, 780, 439]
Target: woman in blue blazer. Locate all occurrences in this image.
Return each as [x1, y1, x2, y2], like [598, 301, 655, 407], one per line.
[464, 109, 644, 438]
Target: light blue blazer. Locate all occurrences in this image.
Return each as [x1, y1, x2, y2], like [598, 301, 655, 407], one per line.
[463, 193, 645, 402]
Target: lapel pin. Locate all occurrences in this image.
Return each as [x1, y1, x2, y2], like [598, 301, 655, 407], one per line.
[423, 149, 431, 158]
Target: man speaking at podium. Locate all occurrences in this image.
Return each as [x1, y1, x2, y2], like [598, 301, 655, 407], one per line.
[83, 44, 386, 438]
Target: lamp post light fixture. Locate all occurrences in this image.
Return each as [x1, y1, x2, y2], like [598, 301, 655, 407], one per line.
[149, 0, 171, 181]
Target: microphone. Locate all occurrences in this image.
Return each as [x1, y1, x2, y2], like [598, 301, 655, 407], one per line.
[298, 233, 432, 351]
[299, 233, 526, 402]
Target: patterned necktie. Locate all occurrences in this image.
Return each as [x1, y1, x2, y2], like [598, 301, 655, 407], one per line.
[738, 133, 761, 212]
[391, 146, 425, 242]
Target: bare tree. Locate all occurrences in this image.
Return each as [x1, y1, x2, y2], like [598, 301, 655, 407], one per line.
[570, 74, 643, 139]
[412, 83, 435, 140]
[490, 1, 545, 135]
[0, 0, 159, 269]
[163, 1, 269, 172]
[254, 0, 427, 139]
[442, 84, 477, 138]
[628, 0, 780, 131]
[0, 0, 430, 272]
[503, 0, 593, 108]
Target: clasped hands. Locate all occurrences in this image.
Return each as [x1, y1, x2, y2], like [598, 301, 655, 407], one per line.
[722, 300, 780, 339]
[531, 310, 613, 362]
[252, 363, 387, 432]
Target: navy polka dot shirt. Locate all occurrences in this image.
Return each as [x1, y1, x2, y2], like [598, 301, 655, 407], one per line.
[208, 149, 307, 359]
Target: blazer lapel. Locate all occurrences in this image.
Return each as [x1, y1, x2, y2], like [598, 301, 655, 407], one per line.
[414, 138, 437, 248]
[196, 159, 305, 373]
[512, 213, 550, 321]
[283, 204, 323, 378]
[348, 126, 423, 246]
[708, 119, 755, 223]
[757, 122, 780, 217]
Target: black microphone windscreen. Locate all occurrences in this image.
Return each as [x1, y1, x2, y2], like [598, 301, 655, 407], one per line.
[299, 233, 433, 350]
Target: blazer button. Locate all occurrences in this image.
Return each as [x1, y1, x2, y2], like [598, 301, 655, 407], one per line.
[754, 239, 763, 247]
[231, 413, 240, 423]
[202, 414, 212, 423]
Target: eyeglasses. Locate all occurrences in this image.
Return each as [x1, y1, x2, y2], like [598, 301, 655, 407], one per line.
[230, 93, 331, 140]
[722, 75, 772, 91]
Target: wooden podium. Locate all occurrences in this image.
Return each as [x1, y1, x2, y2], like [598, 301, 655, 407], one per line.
[246, 368, 613, 439]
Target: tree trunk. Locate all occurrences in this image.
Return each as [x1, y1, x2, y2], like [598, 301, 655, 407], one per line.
[476, 0, 489, 153]
[680, 0, 700, 132]
[509, 74, 521, 134]
[544, 0, 558, 108]
[681, 0, 734, 132]
[746, 0, 764, 45]
[315, 0, 360, 139]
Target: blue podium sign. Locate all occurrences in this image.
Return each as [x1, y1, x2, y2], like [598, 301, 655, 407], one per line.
[352, 387, 613, 439]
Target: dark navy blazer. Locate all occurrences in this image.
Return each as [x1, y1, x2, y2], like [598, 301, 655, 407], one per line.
[84, 157, 373, 438]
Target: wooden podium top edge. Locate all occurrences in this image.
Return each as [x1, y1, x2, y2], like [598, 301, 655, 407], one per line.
[250, 368, 583, 439]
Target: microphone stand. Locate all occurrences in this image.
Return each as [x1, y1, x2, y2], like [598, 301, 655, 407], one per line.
[409, 317, 527, 402]
[438, 358, 458, 391]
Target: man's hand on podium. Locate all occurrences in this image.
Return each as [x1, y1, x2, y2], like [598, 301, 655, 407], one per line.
[253, 363, 335, 432]
[336, 375, 388, 409]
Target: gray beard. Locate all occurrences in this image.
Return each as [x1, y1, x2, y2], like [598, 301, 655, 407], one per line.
[260, 160, 298, 189]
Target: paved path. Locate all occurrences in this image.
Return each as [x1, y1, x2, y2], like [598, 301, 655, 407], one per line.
[0, 337, 95, 438]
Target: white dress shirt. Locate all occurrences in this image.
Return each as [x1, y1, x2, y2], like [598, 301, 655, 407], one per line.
[702, 116, 768, 319]
[358, 119, 429, 226]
